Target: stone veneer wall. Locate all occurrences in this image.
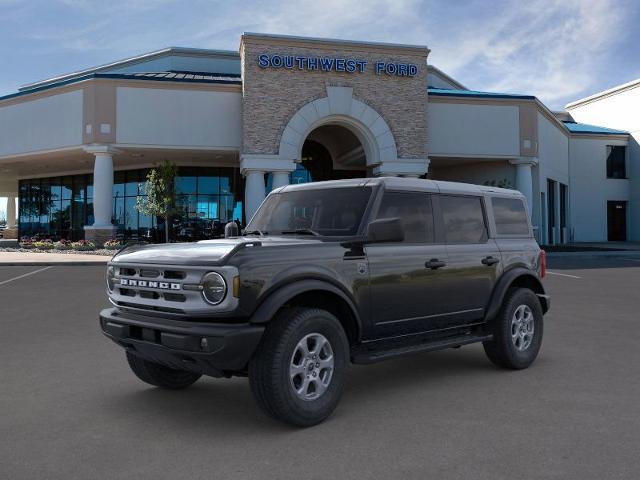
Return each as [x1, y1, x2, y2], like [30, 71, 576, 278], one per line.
[240, 36, 429, 161]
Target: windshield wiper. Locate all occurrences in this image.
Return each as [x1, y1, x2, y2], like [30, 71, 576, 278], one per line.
[280, 228, 321, 236]
[243, 230, 267, 236]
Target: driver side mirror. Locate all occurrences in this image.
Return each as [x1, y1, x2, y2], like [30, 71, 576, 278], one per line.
[365, 217, 405, 243]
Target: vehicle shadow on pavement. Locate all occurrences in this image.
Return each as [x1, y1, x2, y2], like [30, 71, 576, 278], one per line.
[102, 346, 503, 432]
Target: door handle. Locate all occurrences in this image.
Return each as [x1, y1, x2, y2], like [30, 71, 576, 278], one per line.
[425, 258, 446, 270]
[481, 256, 500, 266]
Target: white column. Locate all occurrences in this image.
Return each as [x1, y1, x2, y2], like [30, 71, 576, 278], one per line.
[6, 195, 16, 229]
[83, 146, 118, 242]
[510, 158, 538, 216]
[244, 170, 266, 222]
[271, 171, 290, 190]
[241, 154, 295, 222]
[91, 152, 115, 227]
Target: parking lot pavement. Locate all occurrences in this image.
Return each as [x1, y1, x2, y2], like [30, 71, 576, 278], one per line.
[1, 259, 640, 480]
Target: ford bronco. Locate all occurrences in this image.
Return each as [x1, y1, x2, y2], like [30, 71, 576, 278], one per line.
[100, 177, 549, 426]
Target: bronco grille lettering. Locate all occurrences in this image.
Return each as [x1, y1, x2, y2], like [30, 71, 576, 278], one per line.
[119, 278, 181, 290]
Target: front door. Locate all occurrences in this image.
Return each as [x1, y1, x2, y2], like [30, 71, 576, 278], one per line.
[437, 194, 501, 326]
[366, 190, 449, 338]
[607, 201, 627, 241]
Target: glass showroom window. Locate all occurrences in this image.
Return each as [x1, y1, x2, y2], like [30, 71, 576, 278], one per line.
[172, 167, 245, 242]
[18, 174, 93, 241]
[19, 167, 245, 242]
[112, 169, 159, 242]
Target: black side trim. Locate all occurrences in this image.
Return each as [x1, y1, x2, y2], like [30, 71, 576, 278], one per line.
[484, 268, 548, 321]
[353, 332, 492, 364]
[249, 279, 362, 339]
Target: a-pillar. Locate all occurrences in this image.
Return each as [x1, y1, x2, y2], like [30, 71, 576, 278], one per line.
[509, 158, 538, 216]
[84, 145, 118, 245]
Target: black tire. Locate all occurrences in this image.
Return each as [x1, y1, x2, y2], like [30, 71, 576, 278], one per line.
[126, 352, 201, 389]
[249, 307, 349, 427]
[483, 287, 544, 369]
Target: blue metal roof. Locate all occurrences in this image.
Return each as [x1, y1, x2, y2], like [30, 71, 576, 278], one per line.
[562, 121, 628, 135]
[427, 87, 535, 100]
[122, 71, 241, 82]
[0, 71, 242, 102]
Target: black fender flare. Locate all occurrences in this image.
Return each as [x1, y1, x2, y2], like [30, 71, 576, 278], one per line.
[484, 267, 549, 321]
[249, 279, 362, 339]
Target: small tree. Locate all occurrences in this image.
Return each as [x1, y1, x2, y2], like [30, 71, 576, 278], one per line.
[136, 160, 178, 243]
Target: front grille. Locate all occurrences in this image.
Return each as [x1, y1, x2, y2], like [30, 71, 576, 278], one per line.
[140, 269, 160, 278]
[163, 292, 186, 302]
[109, 262, 238, 317]
[164, 270, 186, 280]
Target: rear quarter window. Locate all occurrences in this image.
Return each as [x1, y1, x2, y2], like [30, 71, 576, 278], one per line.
[440, 195, 488, 244]
[491, 197, 530, 235]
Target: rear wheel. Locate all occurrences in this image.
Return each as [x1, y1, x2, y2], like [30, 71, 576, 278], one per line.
[249, 307, 349, 427]
[483, 288, 544, 369]
[126, 352, 201, 389]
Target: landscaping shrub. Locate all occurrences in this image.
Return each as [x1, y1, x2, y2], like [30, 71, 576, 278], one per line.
[103, 239, 124, 250]
[70, 240, 97, 251]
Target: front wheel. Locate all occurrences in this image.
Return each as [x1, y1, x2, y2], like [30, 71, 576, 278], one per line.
[483, 288, 544, 369]
[249, 307, 349, 427]
[126, 352, 202, 389]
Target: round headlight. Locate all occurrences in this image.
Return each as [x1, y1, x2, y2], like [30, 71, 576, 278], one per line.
[201, 272, 227, 305]
[106, 266, 116, 292]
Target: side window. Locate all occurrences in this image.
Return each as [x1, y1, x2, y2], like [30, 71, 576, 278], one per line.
[440, 195, 488, 244]
[492, 197, 530, 235]
[375, 191, 434, 243]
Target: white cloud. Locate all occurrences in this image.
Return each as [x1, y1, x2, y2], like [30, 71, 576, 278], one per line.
[425, 0, 630, 108]
[184, 0, 631, 107]
[3, 0, 633, 109]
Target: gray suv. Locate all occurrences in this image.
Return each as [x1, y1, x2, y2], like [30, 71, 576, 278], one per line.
[100, 178, 549, 426]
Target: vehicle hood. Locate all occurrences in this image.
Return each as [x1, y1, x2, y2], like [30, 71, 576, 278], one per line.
[111, 236, 325, 266]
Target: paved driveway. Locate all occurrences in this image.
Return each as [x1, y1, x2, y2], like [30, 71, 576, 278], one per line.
[1, 258, 639, 479]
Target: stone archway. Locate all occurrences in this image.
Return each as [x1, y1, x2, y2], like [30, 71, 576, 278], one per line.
[278, 86, 399, 169]
[241, 86, 428, 220]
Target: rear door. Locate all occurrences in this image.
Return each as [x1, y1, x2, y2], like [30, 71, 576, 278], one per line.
[365, 190, 450, 338]
[437, 194, 501, 326]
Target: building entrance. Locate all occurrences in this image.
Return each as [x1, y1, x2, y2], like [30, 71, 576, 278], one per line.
[300, 124, 367, 182]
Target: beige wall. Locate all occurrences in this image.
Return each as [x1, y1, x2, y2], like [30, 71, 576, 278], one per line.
[0, 90, 83, 157]
[427, 102, 520, 157]
[116, 86, 242, 148]
[240, 35, 429, 160]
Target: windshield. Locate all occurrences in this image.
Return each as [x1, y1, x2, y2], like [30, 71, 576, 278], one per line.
[246, 186, 373, 237]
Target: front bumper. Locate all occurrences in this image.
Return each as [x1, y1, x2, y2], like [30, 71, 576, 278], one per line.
[99, 307, 264, 377]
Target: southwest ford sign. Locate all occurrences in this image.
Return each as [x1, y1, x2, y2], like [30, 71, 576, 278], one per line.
[257, 54, 418, 77]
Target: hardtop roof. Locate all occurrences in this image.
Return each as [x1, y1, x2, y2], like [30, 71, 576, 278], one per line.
[275, 177, 523, 197]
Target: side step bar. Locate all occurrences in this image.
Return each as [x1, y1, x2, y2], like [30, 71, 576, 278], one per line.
[352, 333, 492, 365]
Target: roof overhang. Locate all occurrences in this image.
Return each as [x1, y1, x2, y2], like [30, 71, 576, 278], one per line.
[565, 78, 640, 109]
[19, 47, 240, 93]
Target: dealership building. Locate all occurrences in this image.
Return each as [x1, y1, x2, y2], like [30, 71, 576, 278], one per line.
[0, 33, 636, 244]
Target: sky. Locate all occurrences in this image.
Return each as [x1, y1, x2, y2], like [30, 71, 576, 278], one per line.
[1, 0, 640, 216]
